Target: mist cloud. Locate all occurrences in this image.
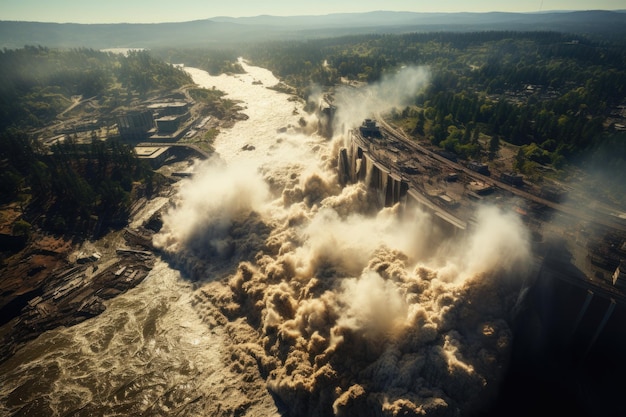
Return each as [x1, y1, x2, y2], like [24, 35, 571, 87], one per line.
[153, 156, 272, 276]
[333, 66, 431, 136]
[154, 64, 532, 416]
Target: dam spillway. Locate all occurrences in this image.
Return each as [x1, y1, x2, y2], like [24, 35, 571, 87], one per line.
[340, 119, 466, 232]
[339, 144, 408, 208]
[341, 119, 626, 417]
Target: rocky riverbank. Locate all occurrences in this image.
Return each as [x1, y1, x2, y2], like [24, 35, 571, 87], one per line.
[0, 205, 166, 363]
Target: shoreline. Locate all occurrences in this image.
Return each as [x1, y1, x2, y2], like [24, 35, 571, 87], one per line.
[0, 211, 163, 363]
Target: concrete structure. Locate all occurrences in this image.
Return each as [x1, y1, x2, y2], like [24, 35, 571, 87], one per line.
[147, 101, 189, 117]
[155, 116, 179, 133]
[134, 145, 171, 168]
[467, 161, 490, 175]
[612, 261, 626, 291]
[117, 110, 155, 141]
[435, 150, 458, 162]
[467, 181, 494, 195]
[117, 99, 192, 142]
[339, 140, 408, 207]
[535, 249, 626, 363]
[501, 172, 524, 186]
[437, 193, 458, 208]
[343, 118, 626, 382]
[359, 119, 382, 138]
[156, 115, 184, 134]
[341, 119, 466, 232]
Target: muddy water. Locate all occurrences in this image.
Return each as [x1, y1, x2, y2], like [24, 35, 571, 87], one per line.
[185, 63, 319, 164]
[0, 60, 304, 417]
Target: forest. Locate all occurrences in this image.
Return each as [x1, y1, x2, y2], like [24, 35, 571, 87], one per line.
[2, 29, 626, 240]
[0, 47, 192, 238]
[231, 31, 626, 199]
[0, 131, 163, 236]
[154, 32, 626, 187]
[0, 46, 193, 132]
[240, 32, 624, 154]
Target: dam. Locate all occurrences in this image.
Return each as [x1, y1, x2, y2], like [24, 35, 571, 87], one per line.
[341, 118, 626, 416]
[340, 118, 467, 231]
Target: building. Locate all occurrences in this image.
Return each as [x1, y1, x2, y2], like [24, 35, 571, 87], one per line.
[134, 145, 172, 168]
[155, 112, 191, 135]
[117, 99, 192, 142]
[116, 110, 155, 141]
[468, 161, 490, 175]
[435, 150, 458, 162]
[501, 172, 524, 186]
[147, 101, 189, 117]
[437, 193, 459, 208]
[359, 119, 382, 138]
[467, 181, 494, 195]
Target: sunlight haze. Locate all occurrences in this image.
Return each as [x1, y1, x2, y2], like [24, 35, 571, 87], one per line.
[2, 0, 624, 23]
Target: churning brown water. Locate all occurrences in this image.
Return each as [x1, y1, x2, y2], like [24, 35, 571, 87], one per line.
[0, 60, 533, 417]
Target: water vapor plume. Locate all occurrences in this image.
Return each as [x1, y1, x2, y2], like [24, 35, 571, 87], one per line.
[154, 63, 534, 417]
[213, 207, 530, 415]
[153, 156, 272, 277]
[431, 204, 532, 283]
[333, 66, 431, 136]
[176, 190, 532, 416]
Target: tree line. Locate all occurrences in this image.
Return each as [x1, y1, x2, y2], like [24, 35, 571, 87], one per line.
[0, 46, 193, 238]
[0, 130, 164, 237]
[0, 46, 193, 133]
[237, 31, 625, 189]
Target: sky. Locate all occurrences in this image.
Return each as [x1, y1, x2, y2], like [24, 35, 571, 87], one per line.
[2, 0, 624, 23]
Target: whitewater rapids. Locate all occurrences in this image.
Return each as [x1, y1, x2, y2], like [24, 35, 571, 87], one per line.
[0, 59, 532, 417]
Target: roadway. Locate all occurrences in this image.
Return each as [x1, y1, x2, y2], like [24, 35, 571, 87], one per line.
[137, 142, 211, 159]
[357, 119, 626, 306]
[375, 119, 626, 233]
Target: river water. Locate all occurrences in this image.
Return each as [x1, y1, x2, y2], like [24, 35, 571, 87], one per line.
[0, 60, 534, 417]
[0, 60, 305, 417]
[0, 260, 266, 416]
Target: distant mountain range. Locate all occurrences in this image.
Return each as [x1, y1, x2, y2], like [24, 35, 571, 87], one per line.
[1, 10, 625, 49]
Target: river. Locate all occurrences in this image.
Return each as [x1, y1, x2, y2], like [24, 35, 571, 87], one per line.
[0, 60, 306, 417]
[0, 60, 534, 417]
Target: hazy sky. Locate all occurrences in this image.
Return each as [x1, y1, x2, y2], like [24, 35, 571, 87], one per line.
[2, 0, 623, 23]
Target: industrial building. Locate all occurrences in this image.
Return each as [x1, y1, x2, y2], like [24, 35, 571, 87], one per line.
[155, 112, 191, 136]
[467, 161, 490, 175]
[147, 101, 189, 117]
[359, 119, 382, 138]
[500, 172, 524, 186]
[437, 193, 459, 207]
[116, 110, 155, 141]
[134, 145, 172, 168]
[117, 99, 192, 142]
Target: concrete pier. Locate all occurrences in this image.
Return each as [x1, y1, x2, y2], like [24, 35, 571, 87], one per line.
[341, 121, 465, 231]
